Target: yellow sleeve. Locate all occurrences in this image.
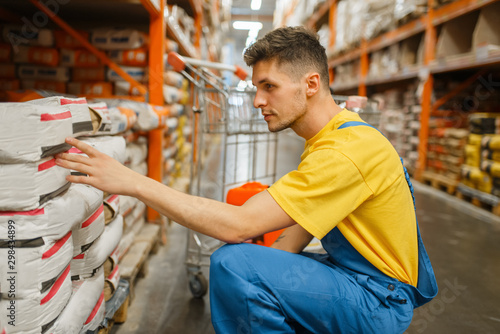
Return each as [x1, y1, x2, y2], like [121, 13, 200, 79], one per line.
[268, 148, 373, 239]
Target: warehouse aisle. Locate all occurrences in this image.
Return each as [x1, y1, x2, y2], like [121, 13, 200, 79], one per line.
[111, 133, 500, 334]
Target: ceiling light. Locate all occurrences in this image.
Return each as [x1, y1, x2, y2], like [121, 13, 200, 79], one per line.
[251, 0, 262, 10]
[233, 21, 263, 30]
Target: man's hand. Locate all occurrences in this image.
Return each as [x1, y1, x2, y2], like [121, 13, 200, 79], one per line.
[55, 137, 144, 196]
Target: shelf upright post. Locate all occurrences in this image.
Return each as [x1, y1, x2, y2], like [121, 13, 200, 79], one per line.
[328, 0, 337, 85]
[143, 0, 166, 222]
[415, 0, 437, 180]
[359, 39, 369, 96]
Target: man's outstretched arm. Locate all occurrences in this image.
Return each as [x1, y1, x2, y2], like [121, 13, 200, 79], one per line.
[56, 137, 295, 243]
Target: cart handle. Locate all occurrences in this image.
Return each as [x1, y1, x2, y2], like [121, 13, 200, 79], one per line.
[167, 51, 248, 81]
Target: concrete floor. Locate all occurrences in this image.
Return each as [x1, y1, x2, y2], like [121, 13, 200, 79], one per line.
[111, 133, 500, 334]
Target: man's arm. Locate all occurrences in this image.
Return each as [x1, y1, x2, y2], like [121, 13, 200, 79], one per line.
[271, 223, 314, 253]
[56, 137, 296, 243]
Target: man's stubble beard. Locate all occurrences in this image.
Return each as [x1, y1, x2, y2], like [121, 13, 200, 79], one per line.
[267, 88, 307, 133]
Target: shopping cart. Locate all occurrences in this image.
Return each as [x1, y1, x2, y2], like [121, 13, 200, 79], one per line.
[168, 52, 278, 298]
[332, 94, 381, 128]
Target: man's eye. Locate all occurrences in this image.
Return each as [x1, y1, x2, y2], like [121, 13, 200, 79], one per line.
[265, 84, 273, 89]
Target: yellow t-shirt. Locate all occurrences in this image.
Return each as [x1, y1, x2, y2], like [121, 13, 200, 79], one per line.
[268, 109, 419, 286]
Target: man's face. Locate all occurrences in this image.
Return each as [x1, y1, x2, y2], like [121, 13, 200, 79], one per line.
[252, 60, 307, 133]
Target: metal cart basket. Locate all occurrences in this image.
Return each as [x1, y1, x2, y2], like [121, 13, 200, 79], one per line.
[168, 52, 278, 298]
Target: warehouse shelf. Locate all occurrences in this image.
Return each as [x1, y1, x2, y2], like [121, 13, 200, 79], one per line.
[320, 0, 500, 180]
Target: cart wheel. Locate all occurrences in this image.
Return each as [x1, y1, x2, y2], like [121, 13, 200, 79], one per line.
[189, 273, 208, 298]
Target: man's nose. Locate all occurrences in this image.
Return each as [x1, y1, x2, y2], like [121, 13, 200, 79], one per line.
[253, 90, 266, 109]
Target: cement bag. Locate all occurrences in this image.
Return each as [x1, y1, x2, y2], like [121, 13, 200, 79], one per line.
[27, 96, 99, 137]
[50, 267, 104, 334]
[67, 82, 113, 97]
[2, 25, 54, 47]
[165, 117, 179, 134]
[108, 106, 137, 134]
[168, 103, 185, 117]
[0, 183, 102, 241]
[0, 231, 72, 298]
[115, 214, 145, 261]
[104, 264, 120, 301]
[79, 291, 105, 333]
[123, 201, 146, 232]
[0, 264, 71, 334]
[0, 158, 70, 211]
[91, 28, 148, 50]
[103, 194, 120, 225]
[22, 81, 67, 94]
[59, 48, 100, 67]
[129, 102, 169, 131]
[114, 80, 144, 96]
[12, 46, 59, 67]
[107, 66, 147, 82]
[0, 103, 72, 163]
[109, 48, 148, 67]
[130, 161, 148, 176]
[67, 136, 127, 171]
[119, 195, 139, 217]
[17, 65, 69, 82]
[164, 70, 188, 89]
[72, 204, 105, 257]
[125, 141, 148, 167]
[72, 67, 106, 81]
[87, 102, 112, 135]
[71, 215, 123, 279]
[163, 85, 189, 105]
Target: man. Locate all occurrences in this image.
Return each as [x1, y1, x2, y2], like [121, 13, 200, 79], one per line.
[56, 26, 437, 333]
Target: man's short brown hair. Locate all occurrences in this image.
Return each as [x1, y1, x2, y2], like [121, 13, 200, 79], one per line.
[244, 26, 330, 89]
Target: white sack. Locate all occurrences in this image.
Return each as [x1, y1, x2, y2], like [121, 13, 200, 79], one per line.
[0, 103, 72, 163]
[0, 264, 72, 334]
[87, 102, 112, 135]
[71, 215, 123, 279]
[0, 233, 72, 298]
[0, 157, 70, 211]
[90, 28, 147, 50]
[72, 204, 105, 257]
[51, 266, 104, 334]
[0, 183, 102, 241]
[17, 65, 69, 82]
[27, 96, 98, 137]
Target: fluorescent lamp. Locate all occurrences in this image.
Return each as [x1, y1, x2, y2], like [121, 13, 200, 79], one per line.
[251, 0, 262, 10]
[233, 21, 263, 30]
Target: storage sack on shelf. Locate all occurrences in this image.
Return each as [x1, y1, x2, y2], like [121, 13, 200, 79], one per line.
[0, 232, 72, 298]
[12, 46, 59, 67]
[87, 102, 113, 135]
[108, 106, 137, 134]
[2, 25, 54, 47]
[0, 103, 72, 163]
[27, 96, 100, 137]
[103, 194, 120, 225]
[72, 204, 105, 257]
[163, 85, 189, 105]
[0, 264, 72, 334]
[104, 264, 121, 301]
[67, 82, 113, 97]
[125, 141, 148, 167]
[108, 47, 148, 67]
[106, 66, 148, 82]
[79, 291, 105, 334]
[71, 215, 123, 279]
[123, 201, 146, 232]
[59, 48, 100, 67]
[0, 183, 102, 241]
[18, 65, 69, 82]
[22, 81, 67, 94]
[0, 157, 70, 211]
[50, 266, 104, 334]
[67, 136, 127, 170]
[90, 28, 148, 50]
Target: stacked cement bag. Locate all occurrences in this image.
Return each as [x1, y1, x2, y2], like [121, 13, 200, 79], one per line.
[125, 138, 148, 176]
[480, 135, 500, 197]
[0, 97, 128, 333]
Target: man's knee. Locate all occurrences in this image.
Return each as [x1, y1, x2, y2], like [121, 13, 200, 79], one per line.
[210, 243, 245, 274]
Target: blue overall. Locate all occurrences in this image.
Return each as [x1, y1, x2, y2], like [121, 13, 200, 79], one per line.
[210, 121, 438, 333]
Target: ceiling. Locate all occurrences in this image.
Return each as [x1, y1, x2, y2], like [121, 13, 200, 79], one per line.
[227, 0, 277, 71]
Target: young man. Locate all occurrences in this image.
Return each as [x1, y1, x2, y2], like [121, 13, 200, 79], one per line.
[56, 26, 437, 333]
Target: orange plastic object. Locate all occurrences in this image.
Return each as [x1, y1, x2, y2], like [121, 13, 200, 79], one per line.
[167, 51, 186, 72]
[226, 182, 284, 247]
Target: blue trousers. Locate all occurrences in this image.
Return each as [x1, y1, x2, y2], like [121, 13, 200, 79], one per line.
[209, 243, 414, 334]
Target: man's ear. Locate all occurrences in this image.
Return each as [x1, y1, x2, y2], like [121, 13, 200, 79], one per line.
[305, 73, 321, 97]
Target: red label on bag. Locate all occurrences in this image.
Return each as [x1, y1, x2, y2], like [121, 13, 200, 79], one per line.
[40, 111, 72, 121]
